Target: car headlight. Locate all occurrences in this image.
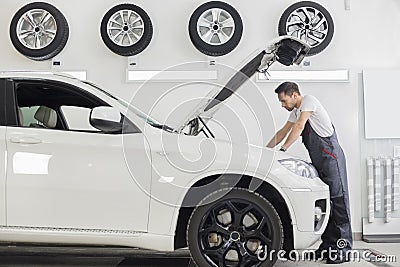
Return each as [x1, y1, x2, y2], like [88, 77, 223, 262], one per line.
[278, 158, 318, 179]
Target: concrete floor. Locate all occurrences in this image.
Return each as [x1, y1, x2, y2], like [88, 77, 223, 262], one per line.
[0, 241, 398, 267]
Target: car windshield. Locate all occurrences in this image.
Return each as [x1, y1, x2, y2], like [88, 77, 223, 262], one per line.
[82, 81, 172, 130]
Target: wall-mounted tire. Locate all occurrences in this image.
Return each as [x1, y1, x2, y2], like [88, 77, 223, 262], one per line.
[9, 2, 69, 61]
[189, 1, 243, 57]
[278, 1, 334, 56]
[101, 4, 153, 57]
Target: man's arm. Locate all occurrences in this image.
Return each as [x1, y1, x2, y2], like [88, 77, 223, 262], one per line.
[282, 111, 312, 150]
[266, 121, 294, 148]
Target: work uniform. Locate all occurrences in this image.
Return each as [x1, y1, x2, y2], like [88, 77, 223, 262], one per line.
[288, 95, 353, 252]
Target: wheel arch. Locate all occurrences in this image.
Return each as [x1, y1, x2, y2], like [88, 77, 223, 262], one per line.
[173, 173, 294, 252]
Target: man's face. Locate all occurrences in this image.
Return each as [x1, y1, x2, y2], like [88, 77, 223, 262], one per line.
[278, 92, 297, 111]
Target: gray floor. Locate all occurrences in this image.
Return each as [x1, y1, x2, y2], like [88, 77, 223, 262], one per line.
[0, 241, 398, 267]
[274, 241, 400, 267]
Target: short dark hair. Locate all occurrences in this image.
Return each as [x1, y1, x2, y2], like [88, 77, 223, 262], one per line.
[274, 82, 301, 96]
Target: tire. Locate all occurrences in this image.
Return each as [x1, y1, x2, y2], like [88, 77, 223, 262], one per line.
[100, 4, 153, 56]
[9, 2, 69, 61]
[188, 1, 243, 57]
[278, 1, 334, 56]
[187, 188, 283, 267]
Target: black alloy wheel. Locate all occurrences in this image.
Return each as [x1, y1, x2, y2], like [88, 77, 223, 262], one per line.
[187, 188, 283, 267]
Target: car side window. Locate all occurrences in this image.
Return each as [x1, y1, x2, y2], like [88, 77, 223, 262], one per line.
[0, 79, 6, 126]
[60, 106, 100, 132]
[19, 106, 40, 127]
[13, 80, 140, 134]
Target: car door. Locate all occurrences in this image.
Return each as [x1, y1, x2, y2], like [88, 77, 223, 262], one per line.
[5, 79, 152, 232]
[0, 79, 6, 226]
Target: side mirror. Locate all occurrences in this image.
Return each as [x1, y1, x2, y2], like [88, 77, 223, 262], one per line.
[90, 106, 122, 132]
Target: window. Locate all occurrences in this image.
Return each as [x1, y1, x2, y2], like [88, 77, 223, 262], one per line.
[60, 106, 99, 132]
[19, 106, 40, 127]
[0, 79, 6, 126]
[13, 80, 139, 134]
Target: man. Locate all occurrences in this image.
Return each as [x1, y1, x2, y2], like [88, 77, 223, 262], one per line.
[267, 82, 352, 264]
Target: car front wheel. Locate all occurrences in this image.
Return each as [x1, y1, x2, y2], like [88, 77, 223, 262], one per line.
[187, 188, 283, 267]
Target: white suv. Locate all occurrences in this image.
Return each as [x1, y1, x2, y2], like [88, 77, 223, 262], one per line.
[0, 37, 329, 266]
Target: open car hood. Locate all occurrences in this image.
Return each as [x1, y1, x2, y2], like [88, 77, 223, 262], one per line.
[174, 36, 310, 134]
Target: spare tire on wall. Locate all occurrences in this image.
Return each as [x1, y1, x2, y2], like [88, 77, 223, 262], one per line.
[278, 1, 334, 56]
[100, 4, 153, 57]
[188, 1, 243, 57]
[9, 2, 69, 61]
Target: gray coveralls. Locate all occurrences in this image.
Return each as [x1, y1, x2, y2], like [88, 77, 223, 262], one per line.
[301, 121, 353, 252]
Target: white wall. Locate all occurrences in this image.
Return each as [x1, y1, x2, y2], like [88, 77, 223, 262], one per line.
[2, 0, 400, 234]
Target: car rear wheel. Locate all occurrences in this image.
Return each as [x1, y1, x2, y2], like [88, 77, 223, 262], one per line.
[9, 2, 69, 61]
[278, 1, 334, 56]
[187, 188, 283, 267]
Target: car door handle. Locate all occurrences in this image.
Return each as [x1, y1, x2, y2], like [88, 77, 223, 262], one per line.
[10, 137, 42, 144]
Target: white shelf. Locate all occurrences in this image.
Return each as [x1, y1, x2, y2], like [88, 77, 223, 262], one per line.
[127, 70, 217, 82]
[256, 70, 349, 82]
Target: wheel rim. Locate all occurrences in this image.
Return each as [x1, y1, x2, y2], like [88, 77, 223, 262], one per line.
[198, 198, 273, 267]
[16, 9, 57, 50]
[285, 6, 329, 48]
[196, 8, 235, 46]
[107, 9, 144, 47]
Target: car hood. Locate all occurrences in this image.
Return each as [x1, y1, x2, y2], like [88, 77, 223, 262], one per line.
[174, 36, 310, 134]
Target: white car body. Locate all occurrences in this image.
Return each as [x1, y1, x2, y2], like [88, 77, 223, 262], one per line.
[0, 37, 330, 266]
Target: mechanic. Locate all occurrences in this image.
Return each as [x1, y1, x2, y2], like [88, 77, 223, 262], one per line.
[266, 81, 352, 264]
